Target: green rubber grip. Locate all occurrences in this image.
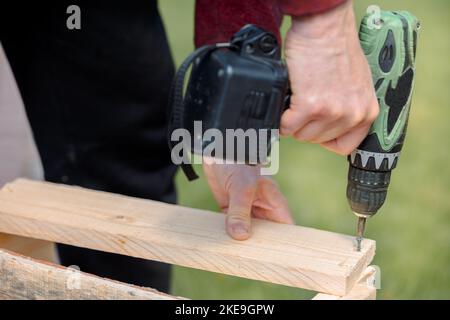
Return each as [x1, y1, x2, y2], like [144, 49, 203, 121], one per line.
[350, 10, 420, 171]
[347, 10, 420, 216]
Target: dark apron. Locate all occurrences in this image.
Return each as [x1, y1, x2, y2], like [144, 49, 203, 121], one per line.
[1, 0, 176, 292]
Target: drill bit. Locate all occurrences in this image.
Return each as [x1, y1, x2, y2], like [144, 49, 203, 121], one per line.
[356, 216, 367, 252]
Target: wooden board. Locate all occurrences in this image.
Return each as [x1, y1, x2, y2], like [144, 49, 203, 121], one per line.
[0, 233, 56, 262]
[0, 179, 376, 296]
[0, 248, 182, 300]
[312, 266, 377, 300]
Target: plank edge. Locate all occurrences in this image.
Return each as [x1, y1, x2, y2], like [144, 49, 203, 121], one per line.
[0, 248, 185, 300]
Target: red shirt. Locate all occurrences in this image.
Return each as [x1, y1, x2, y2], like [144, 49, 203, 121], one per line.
[195, 0, 346, 47]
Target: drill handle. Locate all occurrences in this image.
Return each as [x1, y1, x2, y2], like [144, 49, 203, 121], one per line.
[351, 11, 420, 172]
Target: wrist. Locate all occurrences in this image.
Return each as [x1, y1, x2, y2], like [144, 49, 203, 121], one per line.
[289, 0, 354, 40]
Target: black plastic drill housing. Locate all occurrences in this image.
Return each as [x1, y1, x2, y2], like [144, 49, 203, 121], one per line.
[182, 25, 289, 164]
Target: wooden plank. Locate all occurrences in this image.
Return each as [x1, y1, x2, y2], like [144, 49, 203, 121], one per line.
[312, 266, 377, 300]
[0, 179, 376, 296]
[0, 233, 56, 262]
[0, 248, 182, 300]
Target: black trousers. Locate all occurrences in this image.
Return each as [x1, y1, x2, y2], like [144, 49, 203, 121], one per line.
[1, 1, 177, 292]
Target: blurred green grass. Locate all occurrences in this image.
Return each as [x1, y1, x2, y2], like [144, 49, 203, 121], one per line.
[159, 0, 450, 299]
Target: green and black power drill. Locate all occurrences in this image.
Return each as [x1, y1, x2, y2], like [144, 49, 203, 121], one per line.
[348, 10, 420, 250]
[169, 9, 420, 249]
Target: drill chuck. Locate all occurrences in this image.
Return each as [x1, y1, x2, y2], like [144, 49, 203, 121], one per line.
[347, 165, 391, 217]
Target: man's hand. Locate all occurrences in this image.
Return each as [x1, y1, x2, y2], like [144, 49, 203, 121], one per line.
[203, 162, 293, 240]
[281, 0, 379, 155]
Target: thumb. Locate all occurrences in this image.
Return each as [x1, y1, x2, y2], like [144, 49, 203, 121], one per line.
[226, 184, 256, 241]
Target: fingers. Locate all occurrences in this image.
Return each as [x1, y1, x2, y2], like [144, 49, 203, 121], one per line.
[203, 163, 229, 211]
[320, 122, 372, 155]
[227, 178, 293, 241]
[293, 119, 332, 143]
[204, 163, 293, 241]
[280, 107, 311, 136]
[252, 178, 294, 224]
[226, 181, 257, 241]
[283, 95, 379, 153]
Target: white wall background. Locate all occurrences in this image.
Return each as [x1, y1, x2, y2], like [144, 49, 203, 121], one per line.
[0, 44, 43, 186]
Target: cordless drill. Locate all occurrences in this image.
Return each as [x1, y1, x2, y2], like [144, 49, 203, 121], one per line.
[168, 11, 420, 249]
[348, 10, 420, 250]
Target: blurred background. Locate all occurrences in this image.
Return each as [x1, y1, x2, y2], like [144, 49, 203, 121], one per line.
[0, 0, 448, 300]
[159, 0, 450, 299]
